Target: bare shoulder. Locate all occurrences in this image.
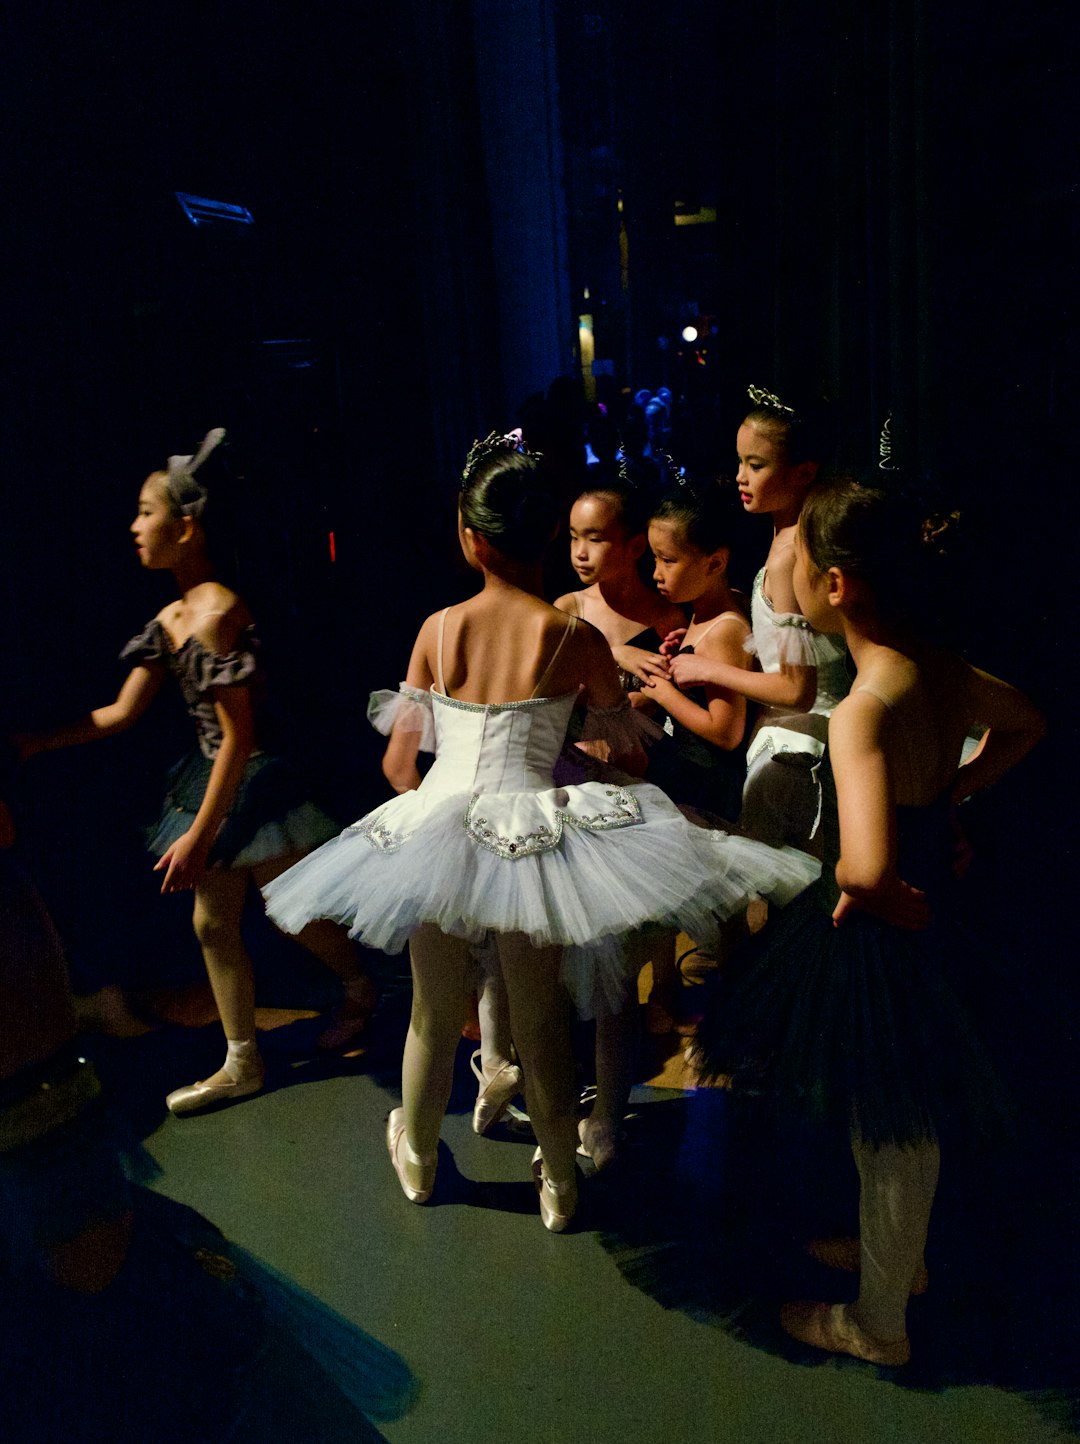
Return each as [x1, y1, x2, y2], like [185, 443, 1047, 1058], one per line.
[764, 532, 799, 611]
[553, 588, 584, 615]
[830, 688, 890, 750]
[955, 653, 1044, 731]
[567, 610, 609, 657]
[698, 610, 752, 659]
[191, 586, 253, 654]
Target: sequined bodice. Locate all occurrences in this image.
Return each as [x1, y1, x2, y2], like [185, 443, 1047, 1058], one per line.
[421, 690, 579, 798]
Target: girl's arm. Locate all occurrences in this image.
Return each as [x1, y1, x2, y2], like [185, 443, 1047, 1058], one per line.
[579, 625, 648, 774]
[669, 539, 816, 709]
[156, 682, 256, 892]
[667, 649, 817, 711]
[382, 614, 439, 794]
[829, 693, 931, 929]
[952, 664, 1045, 802]
[639, 620, 750, 750]
[16, 667, 165, 757]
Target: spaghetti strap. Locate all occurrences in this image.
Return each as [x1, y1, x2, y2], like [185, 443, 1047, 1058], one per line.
[436, 607, 450, 696]
[529, 615, 578, 699]
[851, 682, 896, 711]
[686, 610, 748, 647]
[569, 594, 584, 620]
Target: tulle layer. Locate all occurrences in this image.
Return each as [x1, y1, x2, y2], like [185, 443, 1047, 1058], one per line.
[263, 784, 818, 1015]
[743, 616, 817, 666]
[367, 685, 437, 753]
[693, 879, 1014, 1147]
[146, 751, 338, 868]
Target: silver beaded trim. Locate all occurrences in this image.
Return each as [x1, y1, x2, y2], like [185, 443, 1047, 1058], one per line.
[464, 786, 642, 860]
[400, 683, 434, 706]
[348, 814, 411, 852]
[432, 689, 577, 714]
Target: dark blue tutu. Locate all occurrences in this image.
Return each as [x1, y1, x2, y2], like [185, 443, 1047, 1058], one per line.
[694, 794, 1015, 1147]
[146, 750, 338, 869]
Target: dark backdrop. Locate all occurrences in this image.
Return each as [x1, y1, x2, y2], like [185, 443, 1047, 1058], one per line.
[2, 0, 1075, 988]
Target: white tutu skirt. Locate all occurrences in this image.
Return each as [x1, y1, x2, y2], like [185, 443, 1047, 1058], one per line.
[262, 781, 818, 1015]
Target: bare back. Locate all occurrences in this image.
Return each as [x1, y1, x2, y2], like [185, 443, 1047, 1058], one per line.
[847, 645, 981, 807]
[409, 592, 623, 709]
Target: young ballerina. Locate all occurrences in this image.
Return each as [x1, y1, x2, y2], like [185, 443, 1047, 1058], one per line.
[693, 478, 1044, 1363]
[665, 385, 849, 853]
[16, 430, 377, 1115]
[637, 482, 754, 821]
[554, 480, 686, 691]
[552, 481, 685, 1159]
[262, 432, 817, 1230]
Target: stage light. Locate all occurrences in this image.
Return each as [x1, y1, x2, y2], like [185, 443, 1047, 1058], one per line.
[175, 193, 254, 229]
[682, 325, 698, 343]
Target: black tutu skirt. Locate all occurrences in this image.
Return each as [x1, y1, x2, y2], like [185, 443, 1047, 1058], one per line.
[694, 874, 1015, 1148]
[146, 751, 338, 869]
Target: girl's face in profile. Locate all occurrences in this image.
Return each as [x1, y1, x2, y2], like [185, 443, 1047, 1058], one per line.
[568, 494, 639, 586]
[131, 475, 183, 570]
[648, 519, 718, 605]
[736, 421, 805, 516]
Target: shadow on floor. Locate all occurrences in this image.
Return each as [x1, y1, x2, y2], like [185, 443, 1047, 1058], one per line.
[585, 1086, 1080, 1433]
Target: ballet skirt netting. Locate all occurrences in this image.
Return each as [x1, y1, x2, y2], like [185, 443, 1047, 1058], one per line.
[263, 679, 818, 1016]
[694, 790, 1014, 1147]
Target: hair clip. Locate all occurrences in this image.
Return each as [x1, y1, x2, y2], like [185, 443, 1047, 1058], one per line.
[878, 414, 899, 471]
[921, 509, 961, 547]
[746, 384, 795, 417]
[461, 429, 540, 487]
[654, 452, 685, 488]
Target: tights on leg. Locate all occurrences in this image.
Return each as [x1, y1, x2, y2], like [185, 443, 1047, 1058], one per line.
[401, 924, 473, 1161]
[496, 932, 577, 1188]
[585, 929, 648, 1156]
[852, 1136, 940, 1342]
[255, 854, 373, 1002]
[477, 949, 514, 1076]
[192, 869, 260, 1085]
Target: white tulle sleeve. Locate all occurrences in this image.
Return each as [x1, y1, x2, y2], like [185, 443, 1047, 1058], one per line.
[579, 698, 663, 755]
[753, 615, 818, 666]
[366, 684, 437, 753]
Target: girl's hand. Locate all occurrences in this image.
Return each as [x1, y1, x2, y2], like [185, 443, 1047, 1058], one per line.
[639, 674, 680, 706]
[832, 880, 932, 931]
[668, 651, 722, 689]
[617, 648, 671, 682]
[154, 830, 212, 893]
[612, 644, 671, 682]
[659, 628, 687, 657]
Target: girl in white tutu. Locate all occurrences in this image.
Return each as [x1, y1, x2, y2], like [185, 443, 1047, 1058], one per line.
[263, 432, 817, 1231]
